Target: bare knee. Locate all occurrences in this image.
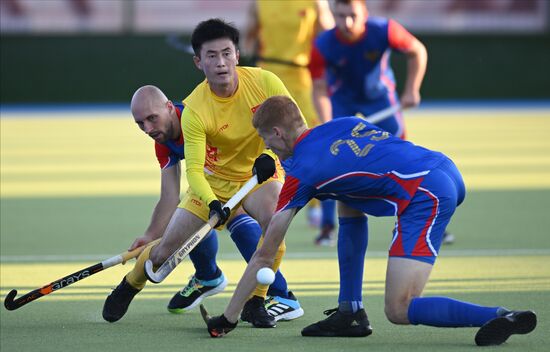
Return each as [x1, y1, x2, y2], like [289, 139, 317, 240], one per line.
[384, 257, 433, 325]
[384, 296, 413, 325]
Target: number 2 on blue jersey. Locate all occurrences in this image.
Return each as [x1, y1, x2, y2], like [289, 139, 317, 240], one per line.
[330, 122, 389, 157]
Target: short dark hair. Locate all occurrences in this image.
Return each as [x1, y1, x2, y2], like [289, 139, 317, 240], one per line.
[191, 18, 239, 56]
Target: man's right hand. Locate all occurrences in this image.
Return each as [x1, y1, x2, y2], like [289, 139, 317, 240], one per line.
[206, 314, 238, 338]
[208, 200, 231, 227]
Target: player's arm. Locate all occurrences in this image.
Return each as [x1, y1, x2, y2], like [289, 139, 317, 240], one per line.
[309, 44, 332, 123]
[129, 164, 181, 250]
[182, 108, 218, 205]
[223, 207, 297, 323]
[388, 19, 428, 108]
[205, 175, 313, 335]
[242, 1, 259, 58]
[314, 0, 335, 34]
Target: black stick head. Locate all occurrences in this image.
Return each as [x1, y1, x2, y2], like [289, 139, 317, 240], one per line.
[199, 304, 211, 325]
[4, 290, 19, 311]
[143, 260, 162, 284]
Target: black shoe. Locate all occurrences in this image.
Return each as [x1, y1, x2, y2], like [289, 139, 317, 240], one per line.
[240, 295, 276, 328]
[315, 224, 335, 247]
[167, 274, 227, 313]
[301, 308, 373, 337]
[102, 277, 141, 323]
[475, 310, 537, 346]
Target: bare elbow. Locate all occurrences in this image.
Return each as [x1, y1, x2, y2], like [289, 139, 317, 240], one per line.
[159, 193, 180, 209]
[408, 40, 428, 61]
[313, 79, 326, 89]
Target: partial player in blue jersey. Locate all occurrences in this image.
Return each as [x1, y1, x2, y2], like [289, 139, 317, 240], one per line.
[203, 96, 537, 346]
[102, 86, 303, 324]
[309, 0, 430, 246]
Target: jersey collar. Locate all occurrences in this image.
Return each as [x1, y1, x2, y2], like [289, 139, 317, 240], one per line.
[294, 129, 312, 148]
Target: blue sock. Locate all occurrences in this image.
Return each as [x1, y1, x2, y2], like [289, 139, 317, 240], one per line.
[227, 214, 289, 298]
[189, 230, 221, 281]
[321, 199, 336, 228]
[339, 300, 364, 314]
[227, 215, 260, 260]
[337, 216, 368, 303]
[408, 297, 501, 327]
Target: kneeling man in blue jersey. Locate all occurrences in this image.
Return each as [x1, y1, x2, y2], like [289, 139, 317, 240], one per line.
[202, 96, 537, 346]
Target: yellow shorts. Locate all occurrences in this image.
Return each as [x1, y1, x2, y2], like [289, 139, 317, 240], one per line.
[178, 164, 284, 225]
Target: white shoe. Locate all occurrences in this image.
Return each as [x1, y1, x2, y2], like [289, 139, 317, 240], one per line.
[265, 291, 304, 321]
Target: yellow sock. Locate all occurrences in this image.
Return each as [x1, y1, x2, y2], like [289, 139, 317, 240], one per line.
[125, 243, 156, 290]
[252, 236, 286, 298]
[308, 198, 320, 208]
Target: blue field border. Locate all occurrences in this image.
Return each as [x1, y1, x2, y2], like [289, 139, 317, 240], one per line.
[1, 100, 549, 116]
[419, 100, 550, 110]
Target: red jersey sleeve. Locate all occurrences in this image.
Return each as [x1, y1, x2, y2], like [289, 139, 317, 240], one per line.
[155, 143, 171, 169]
[276, 175, 301, 212]
[308, 44, 326, 80]
[388, 19, 415, 52]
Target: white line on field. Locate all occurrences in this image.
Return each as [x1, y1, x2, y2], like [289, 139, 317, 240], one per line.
[1, 248, 549, 263]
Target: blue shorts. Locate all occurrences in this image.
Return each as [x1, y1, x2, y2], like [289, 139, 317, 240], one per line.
[389, 158, 466, 264]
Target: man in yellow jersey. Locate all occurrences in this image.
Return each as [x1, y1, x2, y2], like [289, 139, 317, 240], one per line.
[102, 19, 305, 329]
[243, 0, 333, 129]
[243, 0, 334, 229]
[101, 85, 300, 321]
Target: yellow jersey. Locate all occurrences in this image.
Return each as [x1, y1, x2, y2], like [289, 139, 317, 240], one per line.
[257, 0, 318, 67]
[182, 66, 299, 205]
[256, 1, 322, 128]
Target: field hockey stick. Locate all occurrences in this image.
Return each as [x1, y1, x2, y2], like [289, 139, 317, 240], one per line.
[200, 304, 212, 324]
[3, 238, 161, 311]
[165, 34, 195, 55]
[144, 175, 259, 284]
[363, 104, 402, 125]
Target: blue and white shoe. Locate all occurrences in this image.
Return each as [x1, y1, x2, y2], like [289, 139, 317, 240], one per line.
[265, 291, 304, 321]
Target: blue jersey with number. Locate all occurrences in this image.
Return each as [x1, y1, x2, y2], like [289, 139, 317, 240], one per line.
[276, 116, 446, 217]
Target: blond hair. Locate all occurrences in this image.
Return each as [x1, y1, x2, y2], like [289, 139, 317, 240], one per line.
[252, 96, 306, 133]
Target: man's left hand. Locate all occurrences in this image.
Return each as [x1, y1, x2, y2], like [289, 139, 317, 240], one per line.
[253, 153, 276, 183]
[400, 90, 421, 109]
